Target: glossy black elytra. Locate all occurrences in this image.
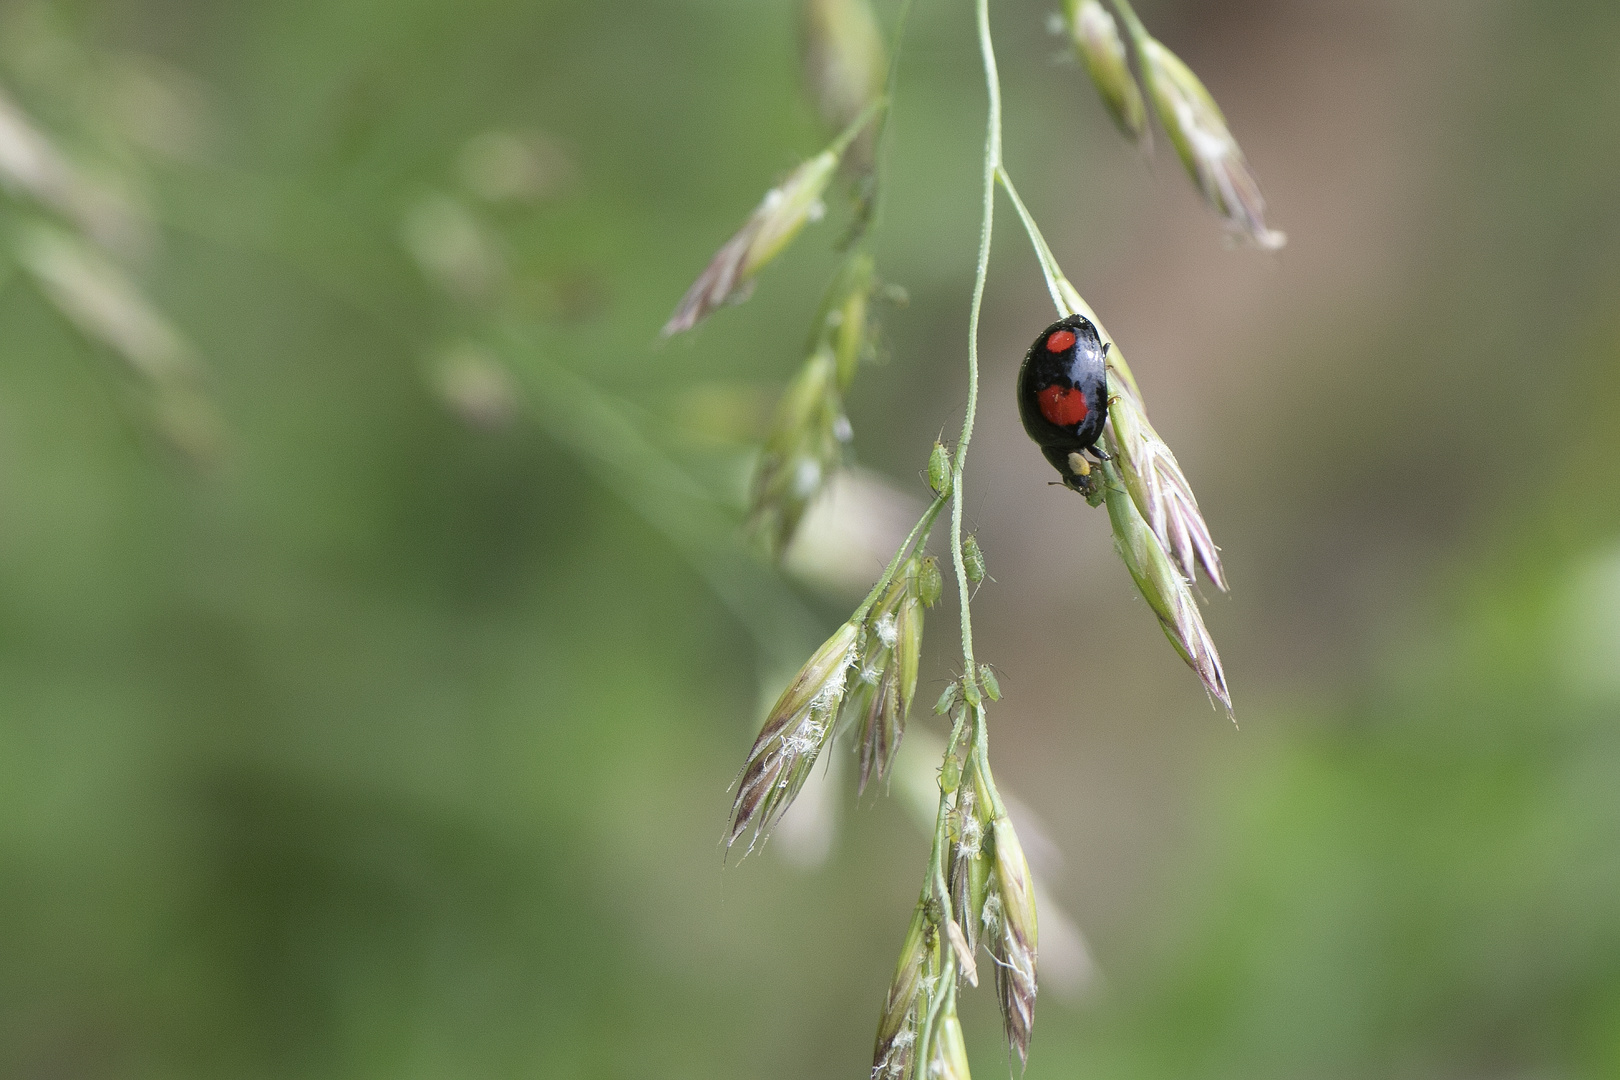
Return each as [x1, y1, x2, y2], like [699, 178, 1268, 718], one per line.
[1017, 314, 1110, 494]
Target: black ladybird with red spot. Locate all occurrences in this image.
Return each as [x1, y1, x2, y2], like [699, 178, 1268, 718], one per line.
[1017, 314, 1110, 492]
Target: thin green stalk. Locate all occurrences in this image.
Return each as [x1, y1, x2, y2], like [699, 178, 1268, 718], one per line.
[996, 167, 1065, 315]
[828, 95, 891, 159]
[863, 0, 919, 237]
[950, 0, 1001, 691]
[913, 938, 957, 1080]
[1109, 0, 1152, 52]
[853, 493, 948, 624]
[906, 12, 1006, 1074]
[971, 705, 1007, 818]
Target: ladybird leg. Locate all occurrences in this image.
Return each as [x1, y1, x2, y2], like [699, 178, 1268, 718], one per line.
[1085, 445, 1112, 463]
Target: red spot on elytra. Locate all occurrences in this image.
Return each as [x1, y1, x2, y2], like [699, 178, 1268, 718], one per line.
[1045, 329, 1077, 353]
[1037, 384, 1088, 426]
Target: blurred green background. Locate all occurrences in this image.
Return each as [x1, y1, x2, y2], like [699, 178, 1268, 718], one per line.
[1, 0, 1618, 1077]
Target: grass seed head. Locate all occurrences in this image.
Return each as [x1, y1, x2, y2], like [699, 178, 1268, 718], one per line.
[749, 348, 849, 558]
[988, 815, 1039, 1067]
[1056, 275, 1227, 590]
[930, 1005, 973, 1080]
[895, 595, 923, 718]
[1065, 0, 1148, 146]
[1138, 37, 1285, 250]
[728, 621, 859, 851]
[824, 253, 877, 390]
[856, 659, 899, 794]
[750, 259, 882, 557]
[872, 905, 929, 1080]
[663, 150, 839, 336]
[1105, 375, 1227, 590]
[856, 571, 921, 793]
[949, 783, 991, 958]
[1102, 469, 1232, 712]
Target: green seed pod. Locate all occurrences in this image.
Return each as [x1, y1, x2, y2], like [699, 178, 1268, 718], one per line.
[749, 348, 844, 557]
[1102, 466, 1230, 711]
[727, 621, 859, 849]
[927, 441, 952, 497]
[962, 535, 986, 584]
[1065, 0, 1148, 145]
[931, 1007, 971, 1080]
[1136, 35, 1284, 249]
[822, 253, 876, 391]
[748, 152, 840, 273]
[663, 150, 841, 336]
[872, 904, 928, 1080]
[987, 813, 1039, 1065]
[895, 595, 922, 721]
[980, 664, 1001, 702]
[934, 681, 960, 716]
[915, 556, 943, 608]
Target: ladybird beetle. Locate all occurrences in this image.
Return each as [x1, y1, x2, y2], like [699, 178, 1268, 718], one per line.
[1017, 314, 1110, 494]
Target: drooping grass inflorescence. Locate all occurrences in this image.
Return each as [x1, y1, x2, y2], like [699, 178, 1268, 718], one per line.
[746, 253, 880, 557]
[1064, 0, 1286, 250]
[665, 0, 1284, 1072]
[727, 524, 945, 853]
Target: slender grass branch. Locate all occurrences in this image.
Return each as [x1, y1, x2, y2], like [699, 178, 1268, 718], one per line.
[905, 7, 1007, 1070]
[950, 0, 1001, 692]
[854, 493, 948, 624]
[860, 0, 919, 240]
[996, 167, 1065, 314]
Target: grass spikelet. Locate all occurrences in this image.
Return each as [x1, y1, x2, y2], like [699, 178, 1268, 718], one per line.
[1110, 0, 1284, 249]
[663, 150, 839, 336]
[727, 621, 859, 852]
[1101, 463, 1231, 711]
[986, 813, 1038, 1067]
[1063, 0, 1148, 145]
[748, 255, 879, 557]
[663, 100, 883, 338]
[871, 905, 929, 1080]
[748, 345, 848, 558]
[929, 1006, 972, 1080]
[1106, 378, 1227, 590]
